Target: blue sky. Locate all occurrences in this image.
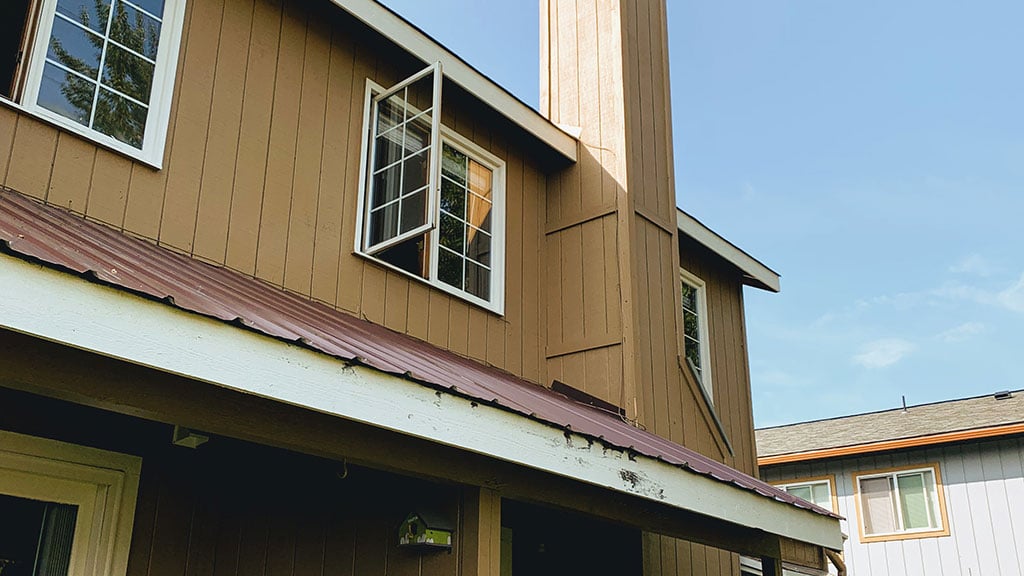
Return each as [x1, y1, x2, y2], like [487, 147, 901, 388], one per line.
[378, 0, 1024, 427]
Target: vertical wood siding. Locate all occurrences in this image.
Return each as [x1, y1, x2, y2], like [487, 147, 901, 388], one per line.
[763, 437, 1024, 576]
[0, 0, 547, 385]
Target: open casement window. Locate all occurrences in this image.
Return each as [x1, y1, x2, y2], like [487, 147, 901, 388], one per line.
[359, 64, 505, 313]
[0, 430, 141, 576]
[364, 62, 443, 256]
[855, 464, 948, 542]
[680, 268, 712, 400]
[0, 0, 185, 166]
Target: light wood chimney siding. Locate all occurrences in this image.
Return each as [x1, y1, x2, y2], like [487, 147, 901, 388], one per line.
[0, 0, 547, 384]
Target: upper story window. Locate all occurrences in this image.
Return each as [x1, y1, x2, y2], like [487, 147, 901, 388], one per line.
[854, 463, 949, 542]
[774, 476, 836, 512]
[0, 0, 186, 167]
[680, 268, 712, 399]
[0, 430, 141, 576]
[358, 63, 505, 313]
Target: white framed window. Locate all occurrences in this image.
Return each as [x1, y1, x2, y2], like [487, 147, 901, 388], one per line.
[0, 0, 187, 167]
[854, 464, 948, 542]
[773, 476, 836, 512]
[680, 268, 712, 399]
[0, 430, 141, 576]
[356, 65, 506, 314]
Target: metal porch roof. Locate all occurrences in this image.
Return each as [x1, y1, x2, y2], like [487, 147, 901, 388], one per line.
[0, 188, 835, 520]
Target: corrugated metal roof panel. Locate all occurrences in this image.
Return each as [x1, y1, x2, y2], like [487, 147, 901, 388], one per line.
[0, 188, 836, 519]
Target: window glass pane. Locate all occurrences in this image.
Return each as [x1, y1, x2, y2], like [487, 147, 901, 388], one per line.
[48, 17, 103, 79]
[466, 191, 492, 234]
[440, 177, 465, 219]
[372, 164, 402, 207]
[127, 0, 165, 19]
[438, 247, 463, 290]
[681, 283, 697, 311]
[442, 145, 467, 186]
[684, 337, 700, 370]
[110, 0, 162, 60]
[376, 98, 402, 136]
[684, 310, 698, 340]
[786, 485, 813, 502]
[439, 213, 464, 253]
[56, 0, 112, 33]
[38, 62, 96, 126]
[374, 129, 404, 172]
[404, 112, 431, 155]
[467, 228, 490, 266]
[811, 482, 832, 510]
[400, 189, 427, 234]
[401, 149, 429, 195]
[897, 473, 932, 530]
[369, 203, 399, 247]
[465, 259, 490, 299]
[860, 476, 897, 535]
[101, 42, 155, 103]
[94, 87, 147, 147]
[0, 494, 78, 576]
[468, 160, 492, 201]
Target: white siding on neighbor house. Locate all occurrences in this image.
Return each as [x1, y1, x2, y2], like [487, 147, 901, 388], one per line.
[762, 436, 1024, 576]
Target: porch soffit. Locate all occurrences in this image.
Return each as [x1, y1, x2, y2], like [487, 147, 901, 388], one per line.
[0, 189, 840, 550]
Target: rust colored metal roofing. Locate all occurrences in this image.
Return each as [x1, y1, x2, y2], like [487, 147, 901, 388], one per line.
[0, 188, 836, 519]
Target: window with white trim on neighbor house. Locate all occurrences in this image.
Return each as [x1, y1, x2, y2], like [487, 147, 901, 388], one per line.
[680, 268, 712, 399]
[774, 478, 835, 512]
[358, 63, 506, 313]
[855, 464, 946, 541]
[0, 0, 185, 165]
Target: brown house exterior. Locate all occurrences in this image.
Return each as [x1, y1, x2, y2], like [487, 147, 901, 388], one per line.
[0, 1, 841, 576]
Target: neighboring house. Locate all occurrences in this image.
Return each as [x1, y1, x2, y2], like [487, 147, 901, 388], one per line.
[757, 390, 1024, 576]
[0, 1, 841, 575]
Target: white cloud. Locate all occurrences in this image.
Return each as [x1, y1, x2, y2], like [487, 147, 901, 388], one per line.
[949, 254, 997, 277]
[936, 322, 985, 343]
[852, 338, 915, 369]
[997, 273, 1024, 313]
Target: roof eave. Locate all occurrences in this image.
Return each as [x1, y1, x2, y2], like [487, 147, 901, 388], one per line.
[676, 209, 780, 292]
[332, 0, 578, 163]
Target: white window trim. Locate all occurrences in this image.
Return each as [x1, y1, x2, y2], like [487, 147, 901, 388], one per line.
[854, 464, 948, 542]
[773, 477, 836, 513]
[355, 77, 506, 315]
[10, 0, 188, 169]
[680, 268, 712, 400]
[0, 430, 142, 576]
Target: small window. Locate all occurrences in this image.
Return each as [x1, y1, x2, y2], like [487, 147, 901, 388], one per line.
[0, 430, 141, 576]
[0, 0, 186, 166]
[680, 268, 712, 399]
[854, 464, 948, 542]
[773, 477, 836, 512]
[358, 66, 505, 313]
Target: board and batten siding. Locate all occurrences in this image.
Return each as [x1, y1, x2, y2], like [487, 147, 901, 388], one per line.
[0, 0, 548, 386]
[762, 436, 1024, 576]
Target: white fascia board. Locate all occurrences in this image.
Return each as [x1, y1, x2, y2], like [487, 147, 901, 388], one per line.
[0, 254, 839, 550]
[676, 209, 781, 293]
[332, 0, 578, 163]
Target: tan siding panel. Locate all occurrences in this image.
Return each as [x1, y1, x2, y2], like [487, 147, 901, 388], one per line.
[86, 150, 132, 228]
[225, 0, 283, 275]
[192, 0, 254, 263]
[310, 30, 356, 306]
[158, 0, 223, 253]
[47, 133, 95, 212]
[255, 1, 306, 285]
[0, 107, 19, 182]
[7, 117, 57, 200]
[283, 13, 330, 295]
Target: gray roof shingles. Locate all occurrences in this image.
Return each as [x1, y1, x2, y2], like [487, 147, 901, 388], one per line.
[756, 390, 1024, 458]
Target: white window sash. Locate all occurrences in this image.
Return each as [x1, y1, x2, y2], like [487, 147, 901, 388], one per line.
[363, 61, 443, 256]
